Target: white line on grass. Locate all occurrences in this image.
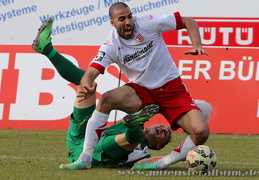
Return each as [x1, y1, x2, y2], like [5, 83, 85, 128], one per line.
[0, 155, 66, 161]
[218, 161, 259, 166]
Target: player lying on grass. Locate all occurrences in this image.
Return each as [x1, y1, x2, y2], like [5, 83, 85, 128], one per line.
[64, 102, 172, 169]
[62, 90, 170, 169]
[32, 17, 212, 169]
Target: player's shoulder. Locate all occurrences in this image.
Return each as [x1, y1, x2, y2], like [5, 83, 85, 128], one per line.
[133, 15, 156, 32]
[136, 14, 153, 20]
[135, 14, 169, 28]
[99, 28, 119, 53]
[101, 28, 119, 46]
[135, 15, 154, 24]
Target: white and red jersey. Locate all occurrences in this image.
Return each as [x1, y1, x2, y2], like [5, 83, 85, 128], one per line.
[90, 12, 182, 89]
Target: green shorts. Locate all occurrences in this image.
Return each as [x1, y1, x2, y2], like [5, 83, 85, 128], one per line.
[66, 104, 95, 163]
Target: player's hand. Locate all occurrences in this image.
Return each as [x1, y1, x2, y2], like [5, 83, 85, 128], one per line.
[184, 48, 208, 56]
[77, 82, 97, 102]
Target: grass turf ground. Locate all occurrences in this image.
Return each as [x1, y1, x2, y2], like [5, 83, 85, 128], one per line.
[0, 129, 258, 180]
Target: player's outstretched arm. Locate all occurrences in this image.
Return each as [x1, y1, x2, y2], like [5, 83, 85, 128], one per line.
[181, 17, 208, 56]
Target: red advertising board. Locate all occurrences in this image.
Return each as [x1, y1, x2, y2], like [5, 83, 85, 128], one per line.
[0, 18, 258, 134]
[163, 17, 259, 47]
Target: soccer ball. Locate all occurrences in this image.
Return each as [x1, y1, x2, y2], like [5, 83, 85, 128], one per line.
[186, 145, 217, 173]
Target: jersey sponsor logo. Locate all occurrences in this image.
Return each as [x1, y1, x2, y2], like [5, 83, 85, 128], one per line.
[123, 41, 153, 65]
[136, 33, 144, 42]
[94, 51, 105, 61]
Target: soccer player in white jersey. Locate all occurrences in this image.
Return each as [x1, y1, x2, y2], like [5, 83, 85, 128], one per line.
[58, 2, 209, 170]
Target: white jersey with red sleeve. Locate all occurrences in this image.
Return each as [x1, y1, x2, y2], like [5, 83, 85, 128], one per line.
[90, 12, 182, 89]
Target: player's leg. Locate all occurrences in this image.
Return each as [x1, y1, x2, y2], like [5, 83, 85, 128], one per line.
[32, 17, 98, 170]
[60, 85, 96, 170]
[177, 109, 210, 145]
[132, 79, 211, 170]
[132, 109, 210, 171]
[156, 109, 209, 170]
[32, 17, 85, 85]
[155, 80, 211, 169]
[97, 85, 144, 114]
[78, 85, 143, 166]
[66, 85, 96, 163]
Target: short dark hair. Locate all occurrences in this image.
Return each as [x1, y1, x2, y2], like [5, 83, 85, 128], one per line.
[109, 2, 129, 19]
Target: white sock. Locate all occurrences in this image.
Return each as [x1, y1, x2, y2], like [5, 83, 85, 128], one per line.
[157, 136, 195, 170]
[80, 110, 108, 163]
[79, 145, 95, 167]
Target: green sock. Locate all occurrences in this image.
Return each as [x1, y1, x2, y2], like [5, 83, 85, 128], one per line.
[125, 125, 145, 144]
[42, 43, 85, 85]
[69, 104, 96, 136]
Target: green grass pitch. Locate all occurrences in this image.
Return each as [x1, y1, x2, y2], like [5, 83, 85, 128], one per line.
[0, 129, 258, 179]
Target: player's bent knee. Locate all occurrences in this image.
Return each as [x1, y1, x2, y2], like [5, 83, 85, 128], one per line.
[190, 119, 210, 145]
[100, 91, 118, 106]
[100, 89, 133, 111]
[193, 123, 210, 145]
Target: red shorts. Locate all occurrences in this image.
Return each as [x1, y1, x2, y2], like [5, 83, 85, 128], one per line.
[126, 77, 200, 130]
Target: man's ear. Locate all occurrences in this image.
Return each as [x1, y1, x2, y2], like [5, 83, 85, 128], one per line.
[110, 20, 115, 27]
